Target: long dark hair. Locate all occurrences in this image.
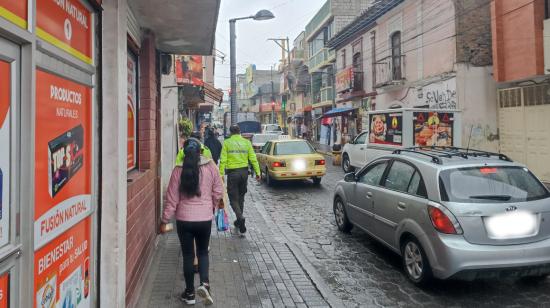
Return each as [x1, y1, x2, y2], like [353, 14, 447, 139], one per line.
[180, 138, 202, 197]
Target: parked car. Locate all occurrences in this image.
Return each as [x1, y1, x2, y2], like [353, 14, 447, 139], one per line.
[333, 146, 550, 285]
[262, 123, 283, 135]
[257, 139, 326, 186]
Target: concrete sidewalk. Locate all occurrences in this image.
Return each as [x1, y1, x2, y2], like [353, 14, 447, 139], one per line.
[137, 186, 331, 308]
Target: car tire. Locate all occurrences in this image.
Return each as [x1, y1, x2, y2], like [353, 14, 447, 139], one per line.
[401, 237, 433, 286]
[265, 168, 275, 186]
[312, 177, 322, 185]
[342, 154, 354, 173]
[333, 197, 353, 233]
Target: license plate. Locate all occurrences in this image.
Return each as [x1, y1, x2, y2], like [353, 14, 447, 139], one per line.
[485, 211, 539, 239]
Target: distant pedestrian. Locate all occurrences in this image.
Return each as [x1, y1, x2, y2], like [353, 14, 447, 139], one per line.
[301, 123, 307, 138]
[219, 125, 260, 235]
[204, 127, 222, 164]
[161, 138, 223, 305]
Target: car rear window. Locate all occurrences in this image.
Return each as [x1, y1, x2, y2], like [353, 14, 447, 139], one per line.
[274, 141, 314, 155]
[439, 166, 549, 203]
[252, 134, 278, 144]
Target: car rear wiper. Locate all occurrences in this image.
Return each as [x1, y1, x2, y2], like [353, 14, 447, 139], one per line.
[469, 195, 512, 201]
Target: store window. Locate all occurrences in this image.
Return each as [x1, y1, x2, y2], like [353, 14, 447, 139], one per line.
[127, 49, 139, 171]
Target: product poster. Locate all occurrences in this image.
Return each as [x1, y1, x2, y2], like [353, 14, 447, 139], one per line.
[35, 70, 92, 249]
[413, 112, 454, 147]
[0, 0, 27, 29]
[369, 113, 402, 146]
[0, 272, 8, 308]
[34, 217, 91, 308]
[0, 60, 11, 248]
[36, 0, 93, 64]
[127, 52, 137, 170]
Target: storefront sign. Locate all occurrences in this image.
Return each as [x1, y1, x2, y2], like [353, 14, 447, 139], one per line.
[335, 67, 353, 93]
[127, 53, 137, 170]
[413, 112, 454, 147]
[0, 60, 10, 248]
[176, 55, 203, 86]
[369, 113, 402, 146]
[34, 217, 91, 308]
[0, 272, 8, 308]
[36, 0, 93, 64]
[0, 0, 27, 29]
[35, 70, 92, 249]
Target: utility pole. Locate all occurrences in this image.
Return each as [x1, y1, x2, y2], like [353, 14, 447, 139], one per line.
[271, 65, 275, 124]
[268, 38, 291, 133]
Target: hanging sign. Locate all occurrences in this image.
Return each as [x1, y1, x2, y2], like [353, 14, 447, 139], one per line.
[34, 217, 91, 308]
[36, 0, 93, 64]
[0, 272, 8, 308]
[0, 60, 10, 248]
[0, 0, 27, 29]
[35, 70, 92, 249]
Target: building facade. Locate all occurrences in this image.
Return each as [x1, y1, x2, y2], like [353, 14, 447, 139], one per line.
[328, 0, 498, 151]
[491, 0, 550, 182]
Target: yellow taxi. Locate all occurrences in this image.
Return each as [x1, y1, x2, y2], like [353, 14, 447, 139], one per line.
[256, 139, 326, 186]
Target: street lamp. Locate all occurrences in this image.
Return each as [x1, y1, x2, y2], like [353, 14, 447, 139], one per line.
[229, 10, 275, 125]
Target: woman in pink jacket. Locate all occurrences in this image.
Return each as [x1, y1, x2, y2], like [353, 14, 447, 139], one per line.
[162, 138, 223, 305]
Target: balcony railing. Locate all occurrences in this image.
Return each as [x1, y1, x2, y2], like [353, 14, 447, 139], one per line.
[313, 86, 334, 107]
[305, 0, 331, 38]
[309, 48, 336, 72]
[374, 55, 406, 88]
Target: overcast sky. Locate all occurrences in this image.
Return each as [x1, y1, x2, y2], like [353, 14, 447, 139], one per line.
[214, 0, 326, 91]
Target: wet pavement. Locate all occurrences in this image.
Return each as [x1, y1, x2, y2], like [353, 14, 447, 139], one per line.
[249, 157, 550, 308]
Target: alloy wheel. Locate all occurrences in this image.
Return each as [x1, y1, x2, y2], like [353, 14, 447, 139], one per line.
[404, 241, 424, 280]
[335, 200, 345, 227]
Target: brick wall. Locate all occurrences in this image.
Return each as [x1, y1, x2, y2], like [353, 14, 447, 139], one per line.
[126, 31, 161, 307]
[455, 0, 493, 66]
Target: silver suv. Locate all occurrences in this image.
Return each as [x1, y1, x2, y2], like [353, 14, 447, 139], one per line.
[333, 147, 550, 285]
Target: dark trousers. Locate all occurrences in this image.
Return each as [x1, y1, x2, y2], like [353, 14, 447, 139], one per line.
[176, 220, 212, 292]
[227, 167, 249, 221]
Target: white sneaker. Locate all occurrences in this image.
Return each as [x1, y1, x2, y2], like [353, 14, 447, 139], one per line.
[197, 283, 214, 305]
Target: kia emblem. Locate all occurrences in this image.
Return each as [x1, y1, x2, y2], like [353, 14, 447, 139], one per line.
[505, 206, 518, 212]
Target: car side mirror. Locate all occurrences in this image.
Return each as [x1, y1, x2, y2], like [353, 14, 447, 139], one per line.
[344, 173, 356, 182]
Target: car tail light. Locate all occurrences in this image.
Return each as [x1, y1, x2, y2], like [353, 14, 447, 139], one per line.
[272, 161, 286, 168]
[315, 159, 325, 166]
[428, 205, 459, 234]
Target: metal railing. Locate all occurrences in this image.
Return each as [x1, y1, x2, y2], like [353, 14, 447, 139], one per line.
[313, 86, 334, 107]
[374, 55, 406, 87]
[305, 0, 331, 38]
[309, 48, 336, 72]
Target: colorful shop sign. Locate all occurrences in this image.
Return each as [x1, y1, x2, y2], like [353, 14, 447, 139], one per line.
[0, 60, 11, 248]
[413, 112, 454, 147]
[335, 67, 353, 93]
[36, 0, 93, 64]
[34, 217, 91, 308]
[35, 70, 92, 249]
[0, 272, 8, 308]
[369, 112, 402, 146]
[0, 0, 27, 29]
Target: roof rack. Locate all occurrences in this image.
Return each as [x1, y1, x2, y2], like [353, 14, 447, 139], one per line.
[393, 146, 513, 164]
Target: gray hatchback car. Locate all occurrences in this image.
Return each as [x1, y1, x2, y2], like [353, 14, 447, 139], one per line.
[333, 147, 550, 285]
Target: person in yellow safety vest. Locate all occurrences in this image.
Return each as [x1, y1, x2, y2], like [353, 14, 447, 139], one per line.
[219, 125, 260, 235]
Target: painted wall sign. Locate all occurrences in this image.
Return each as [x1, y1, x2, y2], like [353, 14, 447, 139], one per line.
[420, 78, 457, 109]
[34, 217, 91, 308]
[369, 113, 402, 146]
[0, 272, 8, 308]
[35, 70, 92, 249]
[127, 52, 137, 170]
[0, 0, 27, 29]
[0, 60, 11, 248]
[36, 0, 93, 64]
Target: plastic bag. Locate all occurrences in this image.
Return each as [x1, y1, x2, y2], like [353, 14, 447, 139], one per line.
[216, 208, 229, 231]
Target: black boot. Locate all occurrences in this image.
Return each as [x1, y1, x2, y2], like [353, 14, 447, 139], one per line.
[239, 218, 247, 234]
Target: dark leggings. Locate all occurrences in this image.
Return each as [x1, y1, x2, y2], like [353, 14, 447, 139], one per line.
[176, 220, 212, 292]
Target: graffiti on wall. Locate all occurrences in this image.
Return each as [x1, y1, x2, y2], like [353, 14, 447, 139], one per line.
[421, 78, 457, 110]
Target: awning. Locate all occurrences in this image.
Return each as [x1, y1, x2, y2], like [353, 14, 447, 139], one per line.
[321, 107, 357, 118]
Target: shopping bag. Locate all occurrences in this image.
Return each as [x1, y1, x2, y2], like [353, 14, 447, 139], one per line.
[216, 208, 229, 231]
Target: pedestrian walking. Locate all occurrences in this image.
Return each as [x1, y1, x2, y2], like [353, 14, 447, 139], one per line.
[219, 125, 260, 234]
[176, 132, 213, 165]
[204, 127, 222, 164]
[161, 138, 223, 305]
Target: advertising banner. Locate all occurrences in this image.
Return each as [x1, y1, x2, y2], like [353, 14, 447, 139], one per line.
[335, 67, 353, 93]
[127, 53, 137, 170]
[34, 217, 91, 308]
[35, 70, 92, 249]
[0, 60, 10, 248]
[0, 0, 27, 29]
[413, 112, 454, 147]
[176, 55, 203, 86]
[36, 0, 93, 64]
[369, 113, 402, 146]
[0, 272, 8, 308]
